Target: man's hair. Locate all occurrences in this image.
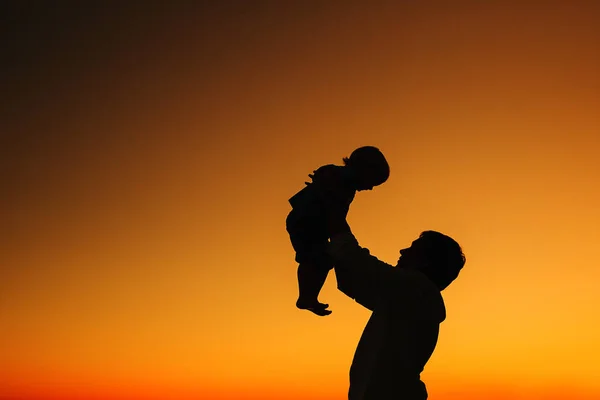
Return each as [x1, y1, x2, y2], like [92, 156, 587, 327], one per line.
[342, 146, 390, 183]
[419, 230, 466, 290]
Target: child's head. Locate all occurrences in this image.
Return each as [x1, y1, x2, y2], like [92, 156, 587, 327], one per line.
[343, 146, 390, 191]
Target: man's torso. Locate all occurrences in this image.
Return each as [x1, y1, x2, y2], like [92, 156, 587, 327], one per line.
[348, 275, 444, 400]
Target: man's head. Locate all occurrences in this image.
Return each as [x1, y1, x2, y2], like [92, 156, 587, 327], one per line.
[343, 146, 390, 191]
[397, 231, 466, 290]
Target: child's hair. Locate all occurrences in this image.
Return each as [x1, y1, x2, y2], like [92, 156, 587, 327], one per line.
[342, 146, 390, 184]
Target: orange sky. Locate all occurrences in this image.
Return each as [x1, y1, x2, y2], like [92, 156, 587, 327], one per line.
[2, 2, 600, 399]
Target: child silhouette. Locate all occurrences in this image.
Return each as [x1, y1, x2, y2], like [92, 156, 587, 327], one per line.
[286, 146, 390, 316]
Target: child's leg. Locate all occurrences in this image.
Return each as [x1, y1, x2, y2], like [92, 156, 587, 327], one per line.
[287, 210, 333, 316]
[296, 262, 332, 316]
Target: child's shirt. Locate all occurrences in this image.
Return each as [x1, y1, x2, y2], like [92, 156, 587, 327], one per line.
[289, 164, 356, 219]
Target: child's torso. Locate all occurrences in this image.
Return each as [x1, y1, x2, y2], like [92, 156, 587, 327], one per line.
[288, 164, 356, 212]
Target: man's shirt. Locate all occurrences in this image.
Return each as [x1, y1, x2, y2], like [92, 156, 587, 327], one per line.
[329, 232, 447, 400]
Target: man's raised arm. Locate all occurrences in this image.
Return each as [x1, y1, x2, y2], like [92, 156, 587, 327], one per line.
[327, 227, 395, 311]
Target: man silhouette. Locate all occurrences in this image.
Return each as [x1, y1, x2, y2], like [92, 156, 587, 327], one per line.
[324, 204, 466, 399]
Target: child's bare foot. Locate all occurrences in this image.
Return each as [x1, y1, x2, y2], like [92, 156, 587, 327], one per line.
[296, 298, 332, 316]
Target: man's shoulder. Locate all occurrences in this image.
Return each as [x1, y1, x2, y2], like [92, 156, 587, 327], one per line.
[388, 269, 446, 322]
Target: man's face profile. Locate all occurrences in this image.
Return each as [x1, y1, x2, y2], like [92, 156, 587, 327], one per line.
[397, 238, 428, 269]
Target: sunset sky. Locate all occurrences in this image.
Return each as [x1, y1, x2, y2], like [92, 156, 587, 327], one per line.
[2, 2, 600, 399]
